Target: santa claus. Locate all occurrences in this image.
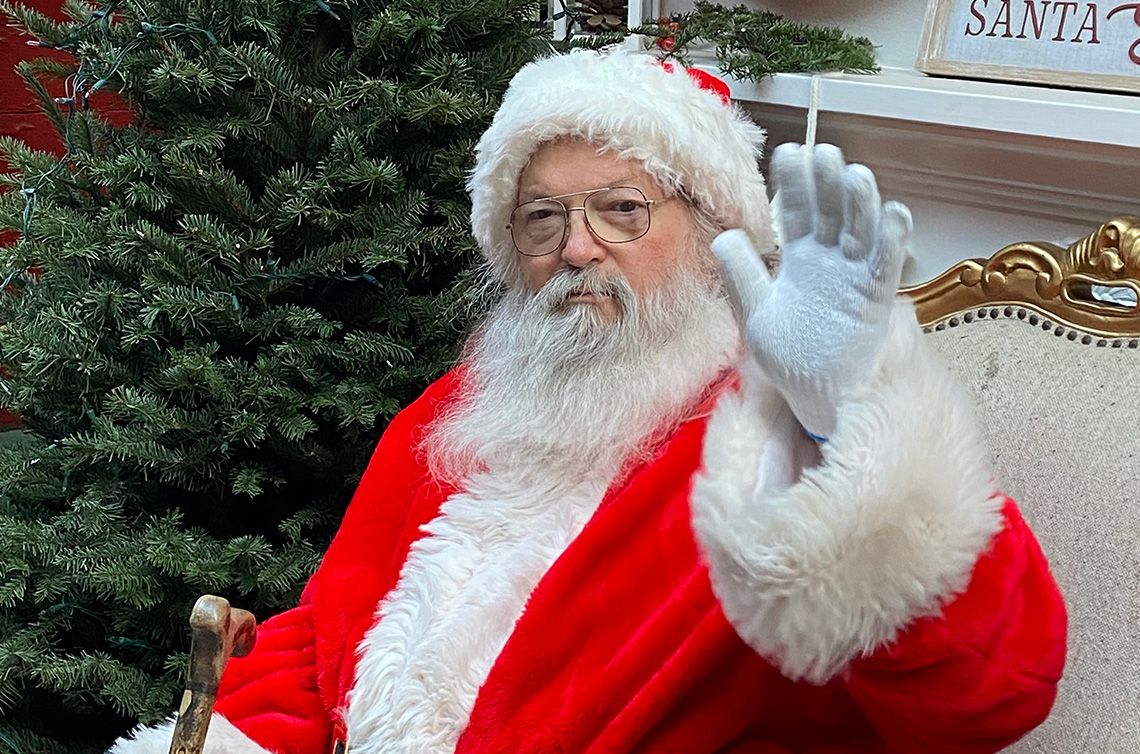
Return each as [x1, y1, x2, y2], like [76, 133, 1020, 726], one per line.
[111, 50, 1066, 754]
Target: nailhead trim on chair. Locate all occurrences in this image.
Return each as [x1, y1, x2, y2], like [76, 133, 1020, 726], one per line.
[924, 306, 1140, 349]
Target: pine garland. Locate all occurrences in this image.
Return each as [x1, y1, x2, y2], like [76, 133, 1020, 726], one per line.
[563, 1, 879, 78]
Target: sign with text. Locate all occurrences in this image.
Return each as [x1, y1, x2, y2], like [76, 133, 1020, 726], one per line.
[918, 0, 1140, 93]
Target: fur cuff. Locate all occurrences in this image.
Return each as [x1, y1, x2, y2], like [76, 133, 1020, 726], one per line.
[691, 301, 1004, 684]
[108, 714, 273, 754]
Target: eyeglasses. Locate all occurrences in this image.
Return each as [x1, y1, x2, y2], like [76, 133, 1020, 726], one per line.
[506, 186, 670, 257]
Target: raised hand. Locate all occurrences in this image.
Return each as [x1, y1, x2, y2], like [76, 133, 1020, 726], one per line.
[712, 143, 912, 440]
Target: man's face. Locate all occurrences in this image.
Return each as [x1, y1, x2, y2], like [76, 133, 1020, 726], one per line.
[514, 138, 697, 323]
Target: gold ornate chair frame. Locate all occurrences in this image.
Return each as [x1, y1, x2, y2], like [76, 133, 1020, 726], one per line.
[901, 216, 1140, 345]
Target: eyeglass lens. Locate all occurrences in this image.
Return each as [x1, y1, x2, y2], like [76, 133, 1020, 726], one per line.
[510, 187, 652, 256]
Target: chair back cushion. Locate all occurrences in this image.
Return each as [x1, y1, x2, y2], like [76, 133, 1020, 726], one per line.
[925, 317, 1139, 753]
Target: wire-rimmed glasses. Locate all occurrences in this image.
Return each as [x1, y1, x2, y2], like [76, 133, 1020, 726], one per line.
[507, 186, 667, 257]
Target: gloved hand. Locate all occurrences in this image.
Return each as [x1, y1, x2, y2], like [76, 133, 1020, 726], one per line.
[712, 143, 912, 440]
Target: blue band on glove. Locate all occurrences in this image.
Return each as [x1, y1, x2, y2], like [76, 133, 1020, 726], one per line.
[804, 428, 829, 444]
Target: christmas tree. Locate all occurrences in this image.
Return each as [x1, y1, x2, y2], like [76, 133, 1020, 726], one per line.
[0, 0, 548, 750]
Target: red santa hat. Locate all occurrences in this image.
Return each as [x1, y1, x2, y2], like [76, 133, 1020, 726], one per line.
[468, 49, 775, 285]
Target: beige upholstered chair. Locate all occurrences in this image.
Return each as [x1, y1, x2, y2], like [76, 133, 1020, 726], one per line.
[902, 217, 1140, 753]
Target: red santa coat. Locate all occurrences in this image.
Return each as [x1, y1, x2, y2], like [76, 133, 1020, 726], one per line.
[112, 308, 1066, 754]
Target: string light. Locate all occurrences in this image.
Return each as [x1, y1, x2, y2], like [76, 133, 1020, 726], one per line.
[6, 0, 398, 291]
[12, 0, 218, 254]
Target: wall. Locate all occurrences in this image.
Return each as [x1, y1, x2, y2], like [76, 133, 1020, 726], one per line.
[661, 0, 1140, 284]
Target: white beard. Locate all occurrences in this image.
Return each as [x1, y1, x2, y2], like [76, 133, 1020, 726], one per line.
[423, 256, 741, 491]
[345, 257, 740, 753]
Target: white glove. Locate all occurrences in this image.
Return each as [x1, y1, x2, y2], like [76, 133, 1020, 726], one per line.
[712, 143, 912, 440]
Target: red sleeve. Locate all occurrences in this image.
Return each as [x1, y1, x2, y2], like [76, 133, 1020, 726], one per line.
[212, 601, 331, 754]
[846, 497, 1067, 754]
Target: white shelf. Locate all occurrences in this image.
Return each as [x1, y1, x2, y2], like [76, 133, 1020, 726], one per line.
[706, 66, 1140, 149]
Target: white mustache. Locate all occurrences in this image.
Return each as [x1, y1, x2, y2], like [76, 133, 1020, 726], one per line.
[533, 267, 635, 311]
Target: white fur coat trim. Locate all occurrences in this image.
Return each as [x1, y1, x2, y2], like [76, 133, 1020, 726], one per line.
[691, 301, 1004, 684]
[107, 713, 272, 754]
[343, 471, 609, 754]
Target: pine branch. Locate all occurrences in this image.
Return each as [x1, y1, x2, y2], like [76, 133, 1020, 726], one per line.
[637, 1, 878, 78]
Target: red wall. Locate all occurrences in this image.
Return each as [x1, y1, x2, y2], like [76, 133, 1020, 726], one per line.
[1, 0, 69, 155]
[1, 0, 131, 153]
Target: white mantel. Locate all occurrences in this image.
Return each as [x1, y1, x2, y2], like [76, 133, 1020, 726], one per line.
[658, 0, 1140, 284]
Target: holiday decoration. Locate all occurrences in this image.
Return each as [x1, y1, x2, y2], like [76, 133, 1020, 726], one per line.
[577, 0, 627, 33]
[0, 0, 548, 751]
[637, 2, 877, 78]
[552, 2, 877, 76]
